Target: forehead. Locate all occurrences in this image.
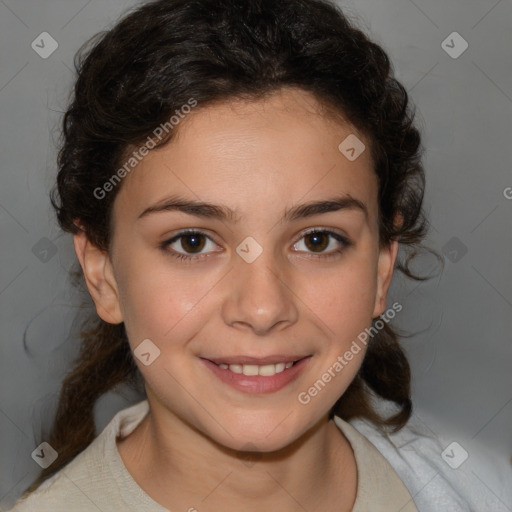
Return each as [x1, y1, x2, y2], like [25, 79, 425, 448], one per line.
[113, 88, 378, 223]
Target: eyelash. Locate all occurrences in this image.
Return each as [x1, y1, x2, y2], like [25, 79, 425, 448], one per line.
[161, 228, 352, 263]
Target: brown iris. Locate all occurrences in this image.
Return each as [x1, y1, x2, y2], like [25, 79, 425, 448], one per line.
[304, 232, 329, 252]
[180, 233, 206, 253]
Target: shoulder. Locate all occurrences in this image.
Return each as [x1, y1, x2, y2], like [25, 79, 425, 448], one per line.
[3, 442, 114, 512]
[345, 408, 510, 512]
[4, 401, 158, 512]
[334, 416, 419, 511]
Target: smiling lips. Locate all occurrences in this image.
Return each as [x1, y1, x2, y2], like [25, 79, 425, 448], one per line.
[202, 356, 311, 393]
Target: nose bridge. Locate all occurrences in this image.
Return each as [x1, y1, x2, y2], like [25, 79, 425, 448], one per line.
[221, 242, 299, 334]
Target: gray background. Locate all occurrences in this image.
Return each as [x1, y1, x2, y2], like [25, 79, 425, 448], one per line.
[1, 0, 511, 509]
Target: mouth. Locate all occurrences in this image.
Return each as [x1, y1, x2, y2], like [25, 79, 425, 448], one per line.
[201, 355, 312, 394]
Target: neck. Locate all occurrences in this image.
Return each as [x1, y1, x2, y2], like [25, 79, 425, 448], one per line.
[117, 398, 357, 512]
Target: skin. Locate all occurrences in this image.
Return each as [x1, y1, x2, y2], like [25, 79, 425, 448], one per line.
[74, 87, 398, 512]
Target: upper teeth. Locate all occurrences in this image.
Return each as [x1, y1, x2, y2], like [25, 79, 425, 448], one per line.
[218, 362, 294, 376]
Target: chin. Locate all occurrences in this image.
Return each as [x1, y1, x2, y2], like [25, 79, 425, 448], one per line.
[203, 409, 317, 454]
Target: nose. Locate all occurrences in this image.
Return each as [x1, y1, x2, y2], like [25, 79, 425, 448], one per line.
[221, 249, 299, 336]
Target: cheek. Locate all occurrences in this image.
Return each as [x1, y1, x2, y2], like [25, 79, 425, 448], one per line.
[298, 257, 378, 338]
[114, 254, 224, 348]
[114, 258, 179, 342]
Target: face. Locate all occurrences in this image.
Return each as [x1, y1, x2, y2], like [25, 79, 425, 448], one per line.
[77, 87, 397, 452]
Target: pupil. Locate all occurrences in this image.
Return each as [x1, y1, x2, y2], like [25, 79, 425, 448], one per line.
[182, 234, 205, 253]
[306, 232, 328, 252]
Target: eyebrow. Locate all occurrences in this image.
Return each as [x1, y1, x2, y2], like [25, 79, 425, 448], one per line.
[137, 194, 368, 222]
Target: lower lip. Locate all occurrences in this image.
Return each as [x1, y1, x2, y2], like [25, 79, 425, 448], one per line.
[201, 357, 311, 394]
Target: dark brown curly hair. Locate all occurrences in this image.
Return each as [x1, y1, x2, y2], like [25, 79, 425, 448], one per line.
[26, 0, 431, 494]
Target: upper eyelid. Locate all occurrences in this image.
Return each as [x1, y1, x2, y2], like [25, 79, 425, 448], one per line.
[294, 226, 348, 240]
[167, 228, 217, 242]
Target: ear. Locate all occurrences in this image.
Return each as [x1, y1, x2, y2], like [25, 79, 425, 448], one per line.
[73, 230, 123, 324]
[372, 238, 399, 318]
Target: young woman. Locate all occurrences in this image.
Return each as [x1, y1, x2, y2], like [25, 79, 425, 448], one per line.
[5, 0, 471, 510]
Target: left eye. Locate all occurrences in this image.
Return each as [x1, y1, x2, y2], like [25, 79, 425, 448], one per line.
[292, 230, 348, 254]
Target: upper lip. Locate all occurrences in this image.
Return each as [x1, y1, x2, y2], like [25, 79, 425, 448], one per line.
[203, 355, 311, 365]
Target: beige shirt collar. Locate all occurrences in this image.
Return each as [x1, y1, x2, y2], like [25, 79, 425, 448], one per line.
[333, 416, 418, 511]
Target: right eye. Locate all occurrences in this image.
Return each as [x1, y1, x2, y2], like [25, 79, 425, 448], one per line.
[162, 230, 221, 261]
